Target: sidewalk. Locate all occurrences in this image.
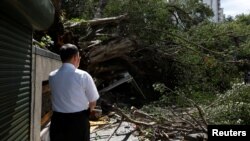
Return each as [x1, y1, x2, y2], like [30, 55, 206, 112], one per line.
[41, 121, 139, 141]
[90, 121, 139, 141]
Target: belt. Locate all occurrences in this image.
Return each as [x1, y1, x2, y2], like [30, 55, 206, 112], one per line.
[53, 109, 90, 117]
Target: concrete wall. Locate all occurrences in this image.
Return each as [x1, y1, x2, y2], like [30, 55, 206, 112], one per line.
[31, 47, 61, 141]
[203, 0, 223, 22]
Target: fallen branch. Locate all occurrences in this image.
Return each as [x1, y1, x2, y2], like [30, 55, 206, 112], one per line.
[64, 14, 128, 28]
[112, 105, 156, 127]
[106, 117, 124, 141]
[184, 111, 207, 132]
[95, 101, 208, 141]
[168, 108, 197, 130]
[164, 86, 208, 128]
[131, 106, 155, 120]
[180, 95, 208, 127]
[158, 125, 192, 132]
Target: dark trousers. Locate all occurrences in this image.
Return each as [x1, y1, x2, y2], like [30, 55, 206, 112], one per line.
[50, 109, 90, 141]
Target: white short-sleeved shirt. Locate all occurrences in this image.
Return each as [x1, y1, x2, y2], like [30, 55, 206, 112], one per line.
[49, 63, 100, 113]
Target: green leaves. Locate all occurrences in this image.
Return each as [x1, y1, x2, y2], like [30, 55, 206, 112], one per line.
[61, 0, 250, 104]
[206, 84, 250, 125]
[40, 35, 53, 48]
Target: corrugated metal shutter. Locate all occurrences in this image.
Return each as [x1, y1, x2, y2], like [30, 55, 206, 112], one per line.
[0, 13, 32, 141]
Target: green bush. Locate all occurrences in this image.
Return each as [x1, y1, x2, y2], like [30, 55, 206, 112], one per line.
[205, 84, 250, 125]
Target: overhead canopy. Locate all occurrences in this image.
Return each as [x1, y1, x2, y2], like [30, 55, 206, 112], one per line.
[0, 0, 55, 30]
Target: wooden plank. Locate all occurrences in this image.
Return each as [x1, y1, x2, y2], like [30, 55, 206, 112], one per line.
[41, 111, 52, 129]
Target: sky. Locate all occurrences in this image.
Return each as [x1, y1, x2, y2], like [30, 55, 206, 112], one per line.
[221, 0, 250, 17]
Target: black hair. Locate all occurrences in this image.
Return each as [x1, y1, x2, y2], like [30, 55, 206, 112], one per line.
[59, 44, 79, 62]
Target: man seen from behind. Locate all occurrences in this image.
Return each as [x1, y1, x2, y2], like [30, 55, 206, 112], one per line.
[49, 43, 99, 141]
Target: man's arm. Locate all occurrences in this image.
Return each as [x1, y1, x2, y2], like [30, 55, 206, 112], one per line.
[89, 101, 97, 112]
[85, 72, 100, 112]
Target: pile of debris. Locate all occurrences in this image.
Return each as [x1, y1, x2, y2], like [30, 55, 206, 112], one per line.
[90, 104, 208, 141]
[59, 15, 207, 141]
[61, 14, 178, 100]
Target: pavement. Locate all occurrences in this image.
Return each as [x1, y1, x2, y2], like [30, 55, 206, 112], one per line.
[40, 117, 139, 141]
[90, 121, 139, 141]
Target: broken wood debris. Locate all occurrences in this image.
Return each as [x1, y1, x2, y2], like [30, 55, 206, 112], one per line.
[90, 103, 208, 141]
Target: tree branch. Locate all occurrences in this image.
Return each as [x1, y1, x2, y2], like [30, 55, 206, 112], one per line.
[64, 14, 128, 28]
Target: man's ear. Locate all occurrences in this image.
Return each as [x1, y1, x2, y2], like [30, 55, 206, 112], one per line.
[72, 55, 76, 61]
[73, 54, 78, 61]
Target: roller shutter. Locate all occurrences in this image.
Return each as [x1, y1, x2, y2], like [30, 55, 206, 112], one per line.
[0, 13, 32, 141]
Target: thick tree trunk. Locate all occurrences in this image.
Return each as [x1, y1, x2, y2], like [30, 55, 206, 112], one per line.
[88, 38, 135, 64]
[64, 14, 128, 28]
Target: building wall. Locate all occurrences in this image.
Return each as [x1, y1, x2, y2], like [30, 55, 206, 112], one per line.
[31, 47, 61, 141]
[219, 7, 224, 22]
[203, 0, 224, 22]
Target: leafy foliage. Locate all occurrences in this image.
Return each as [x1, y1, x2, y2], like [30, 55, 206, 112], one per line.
[60, 0, 250, 102]
[205, 84, 250, 125]
[62, 0, 97, 19]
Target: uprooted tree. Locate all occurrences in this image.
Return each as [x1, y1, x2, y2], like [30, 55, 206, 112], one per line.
[35, 1, 250, 139]
[34, 0, 250, 104]
[57, 0, 215, 99]
[33, 0, 250, 100]
[34, 0, 249, 102]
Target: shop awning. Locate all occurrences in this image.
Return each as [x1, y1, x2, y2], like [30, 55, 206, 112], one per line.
[0, 0, 55, 30]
